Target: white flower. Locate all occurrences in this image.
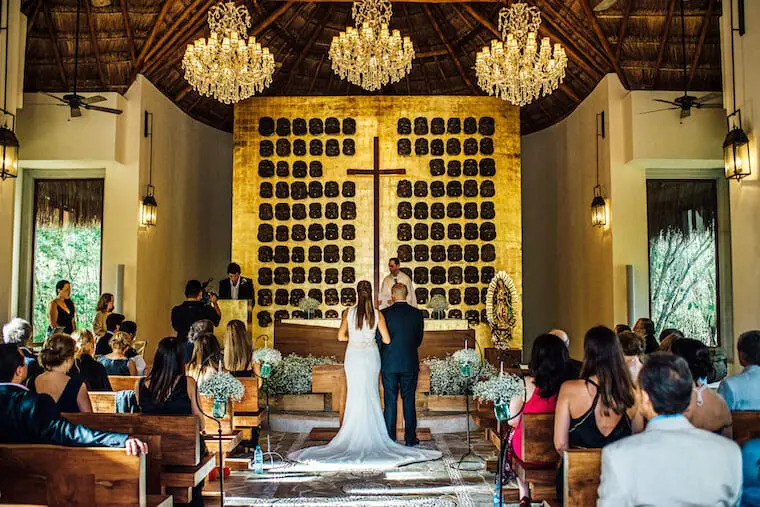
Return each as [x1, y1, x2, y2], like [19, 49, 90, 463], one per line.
[298, 297, 320, 311]
[427, 294, 449, 312]
[472, 373, 523, 406]
[452, 348, 481, 367]
[424, 354, 497, 395]
[199, 372, 245, 402]
[261, 353, 338, 395]
[253, 347, 282, 366]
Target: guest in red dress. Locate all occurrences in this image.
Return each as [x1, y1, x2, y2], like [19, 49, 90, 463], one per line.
[508, 333, 573, 504]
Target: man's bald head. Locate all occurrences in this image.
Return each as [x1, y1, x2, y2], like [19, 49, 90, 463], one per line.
[391, 283, 408, 301]
[549, 329, 569, 348]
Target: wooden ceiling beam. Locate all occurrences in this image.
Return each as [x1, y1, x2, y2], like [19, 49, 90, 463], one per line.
[83, 0, 109, 88]
[580, 0, 629, 89]
[120, 0, 137, 65]
[308, 52, 326, 94]
[41, 0, 67, 87]
[615, 0, 633, 64]
[652, 0, 677, 88]
[26, 0, 42, 42]
[687, 0, 716, 90]
[141, 0, 211, 71]
[400, 3, 431, 95]
[422, 3, 476, 94]
[284, 7, 331, 93]
[135, 0, 172, 68]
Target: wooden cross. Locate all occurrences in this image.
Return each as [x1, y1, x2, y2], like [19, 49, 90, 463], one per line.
[347, 136, 406, 301]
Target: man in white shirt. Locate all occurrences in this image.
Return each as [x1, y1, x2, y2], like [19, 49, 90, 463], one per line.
[377, 258, 416, 310]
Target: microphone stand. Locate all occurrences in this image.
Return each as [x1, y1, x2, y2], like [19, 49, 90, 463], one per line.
[195, 386, 225, 507]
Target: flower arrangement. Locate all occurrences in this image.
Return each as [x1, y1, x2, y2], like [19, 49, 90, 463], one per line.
[253, 347, 282, 366]
[298, 297, 320, 312]
[199, 371, 245, 402]
[427, 294, 449, 312]
[261, 353, 338, 395]
[485, 271, 520, 349]
[452, 348, 481, 367]
[424, 355, 497, 395]
[472, 373, 523, 406]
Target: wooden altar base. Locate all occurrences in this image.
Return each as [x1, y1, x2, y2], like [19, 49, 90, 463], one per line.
[308, 426, 432, 442]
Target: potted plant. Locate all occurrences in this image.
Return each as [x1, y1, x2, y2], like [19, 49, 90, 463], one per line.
[199, 371, 245, 418]
[427, 294, 449, 320]
[298, 297, 320, 319]
[253, 347, 282, 379]
[472, 372, 523, 422]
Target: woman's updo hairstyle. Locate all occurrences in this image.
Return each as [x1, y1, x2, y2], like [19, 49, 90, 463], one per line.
[618, 331, 645, 356]
[40, 333, 76, 369]
[671, 337, 713, 382]
[109, 331, 132, 352]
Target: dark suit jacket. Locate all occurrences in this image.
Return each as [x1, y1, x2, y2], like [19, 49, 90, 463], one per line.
[0, 385, 127, 447]
[218, 277, 254, 300]
[378, 302, 424, 373]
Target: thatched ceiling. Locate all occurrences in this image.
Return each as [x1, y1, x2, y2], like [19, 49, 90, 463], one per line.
[21, 0, 722, 134]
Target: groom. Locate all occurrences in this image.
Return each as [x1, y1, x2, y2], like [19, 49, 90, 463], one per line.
[378, 283, 424, 446]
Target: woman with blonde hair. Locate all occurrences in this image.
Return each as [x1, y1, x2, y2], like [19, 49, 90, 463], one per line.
[93, 293, 114, 338]
[34, 333, 93, 412]
[186, 332, 222, 383]
[69, 329, 111, 391]
[98, 331, 137, 376]
[224, 320, 252, 377]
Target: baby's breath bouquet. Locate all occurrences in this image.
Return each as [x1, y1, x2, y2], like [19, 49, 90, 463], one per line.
[425, 355, 497, 395]
[427, 294, 448, 319]
[253, 347, 283, 366]
[472, 373, 523, 421]
[262, 354, 338, 395]
[452, 348, 481, 367]
[199, 371, 245, 418]
[299, 297, 320, 319]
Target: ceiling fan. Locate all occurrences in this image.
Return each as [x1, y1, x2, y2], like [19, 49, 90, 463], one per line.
[45, 0, 122, 118]
[641, 0, 722, 120]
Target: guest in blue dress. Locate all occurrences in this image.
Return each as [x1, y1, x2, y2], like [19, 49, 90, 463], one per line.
[33, 333, 92, 413]
[742, 439, 760, 506]
[98, 332, 137, 376]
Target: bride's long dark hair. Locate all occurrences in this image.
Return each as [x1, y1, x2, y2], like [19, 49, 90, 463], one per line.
[355, 280, 375, 330]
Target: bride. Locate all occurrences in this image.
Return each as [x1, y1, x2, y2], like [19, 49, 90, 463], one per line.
[289, 280, 442, 468]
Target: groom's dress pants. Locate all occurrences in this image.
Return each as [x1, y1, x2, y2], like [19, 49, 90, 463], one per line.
[382, 370, 418, 445]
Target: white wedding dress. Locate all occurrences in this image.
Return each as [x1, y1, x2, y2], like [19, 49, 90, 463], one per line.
[288, 306, 442, 468]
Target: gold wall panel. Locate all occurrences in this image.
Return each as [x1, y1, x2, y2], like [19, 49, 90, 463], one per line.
[234, 96, 522, 351]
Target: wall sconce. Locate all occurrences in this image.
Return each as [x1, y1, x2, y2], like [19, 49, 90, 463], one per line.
[591, 111, 607, 228]
[725, 0, 751, 181]
[140, 111, 157, 227]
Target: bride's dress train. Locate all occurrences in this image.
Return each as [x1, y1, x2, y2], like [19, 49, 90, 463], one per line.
[288, 306, 442, 468]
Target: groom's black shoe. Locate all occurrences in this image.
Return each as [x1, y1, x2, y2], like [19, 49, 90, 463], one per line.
[405, 439, 420, 447]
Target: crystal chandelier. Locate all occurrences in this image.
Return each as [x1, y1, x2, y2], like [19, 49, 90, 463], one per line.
[475, 3, 567, 106]
[329, 0, 414, 91]
[182, 2, 275, 104]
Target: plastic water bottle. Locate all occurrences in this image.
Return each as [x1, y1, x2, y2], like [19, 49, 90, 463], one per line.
[253, 445, 264, 474]
[492, 480, 501, 506]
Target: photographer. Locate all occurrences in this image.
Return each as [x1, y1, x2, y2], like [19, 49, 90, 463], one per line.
[171, 280, 221, 342]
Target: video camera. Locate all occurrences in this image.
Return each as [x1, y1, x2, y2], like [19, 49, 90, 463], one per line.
[200, 278, 217, 306]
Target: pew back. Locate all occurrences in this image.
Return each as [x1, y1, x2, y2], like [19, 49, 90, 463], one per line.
[90, 391, 117, 413]
[109, 375, 143, 392]
[64, 413, 201, 466]
[563, 448, 602, 507]
[521, 413, 558, 463]
[0, 444, 146, 507]
[732, 411, 760, 446]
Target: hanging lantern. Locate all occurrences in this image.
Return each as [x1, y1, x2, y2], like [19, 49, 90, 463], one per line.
[140, 184, 157, 227]
[724, 111, 751, 180]
[0, 118, 18, 180]
[591, 185, 607, 228]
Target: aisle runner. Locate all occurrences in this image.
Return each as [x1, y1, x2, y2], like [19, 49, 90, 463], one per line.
[433, 433, 476, 507]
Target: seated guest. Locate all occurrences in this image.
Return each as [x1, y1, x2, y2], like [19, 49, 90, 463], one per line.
[672, 338, 732, 437]
[95, 312, 125, 356]
[119, 321, 147, 375]
[137, 337, 205, 506]
[93, 293, 114, 338]
[597, 353, 741, 506]
[98, 332, 138, 376]
[187, 332, 222, 384]
[171, 280, 221, 342]
[69, 329, 111, 391]
[2, 317, 43, 385]
[554, 326, 642, 499]
[218, 262, 254, 300]
[614, 324, 631, 335]
[658, 330, 684, 353]
[549, 328, 581, 378]
[720, 330, 760, 411]
[508, 333, 571, 503]
[617, 331, 645, 383]
[742, 439, 760, 507]
[658, 327, 683, 344]
[33, 334, 92, 413]
[224, 319, 253, 377]
[633, 317, 659, 354]
[0, 343, 147, 454]
[185, 319, 214, 363]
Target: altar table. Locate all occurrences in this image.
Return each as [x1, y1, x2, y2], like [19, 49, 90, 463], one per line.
[274, 318, 475, 360]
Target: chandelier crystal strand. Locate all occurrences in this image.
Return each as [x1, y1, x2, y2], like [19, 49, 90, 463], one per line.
[475, 2, 567, 106]
[329, 0, 414, 91]
[182, 2, 275, 104]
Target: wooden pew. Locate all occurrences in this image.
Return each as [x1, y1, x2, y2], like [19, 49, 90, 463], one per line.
[0, 444, 172, 507]
[232, 376, 262, 429]
[109, 375, 143, 392]
[732, 411, 760, 446]
[512, 413, 559, 503]
[64, 413, 215, 504]
[563, 449, 602, 507]
[90, 391, 117, 413]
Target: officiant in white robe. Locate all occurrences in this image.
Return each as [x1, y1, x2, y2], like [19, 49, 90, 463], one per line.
[377, 258, 416, 310]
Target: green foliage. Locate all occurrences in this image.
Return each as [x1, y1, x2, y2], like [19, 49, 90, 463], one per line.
[649, 227, 717, 346]
[32, 225, 102, 343]
[261, 353, 338, 395]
